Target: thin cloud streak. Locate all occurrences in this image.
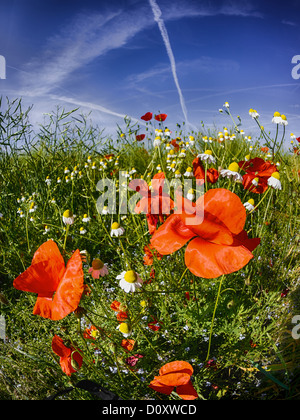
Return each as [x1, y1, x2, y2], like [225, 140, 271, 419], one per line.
[149, 0, 189, 126]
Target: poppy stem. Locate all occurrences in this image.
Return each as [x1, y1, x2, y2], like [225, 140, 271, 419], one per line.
[205, 276, 224, 361]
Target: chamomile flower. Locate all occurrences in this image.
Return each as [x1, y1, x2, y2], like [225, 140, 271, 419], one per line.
[64, 167, 70, 174]
[102, 206, 109, 215]
[184, 167, 194, 177]
[79, 227, 87, 235]
[178, 149, 186, 158]
[175, 170, 181, 179]
[197, 150, 216, 164]
[117, 322, 132, 337]
[88, 258, 109, 279]
[82, 214, 91, 223]
[220, 162, 243, 182]
[249, 109, 259, 119]
[117, 270, 143, 293]
[223, 101, 230, 108]
[153, 137, 161, 147]
[62, 209, 74, 225]
[189, 136, 195, 145]
[267, 172, 282, 190]
[110, 222, 125, 237]
[29, 202, 37, 213]
[272, 112, 283, 124]
[243, 199, 255, 212]
[45, 176, 51, 186]
[187, 188, 195, 200]
[43, 225, 50, 235]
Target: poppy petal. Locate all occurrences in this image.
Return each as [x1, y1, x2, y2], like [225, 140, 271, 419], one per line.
[176, 380, 199, 400]
[51, 335, 71, 358]
[150, 214, 195, 255]
[13, 240, 65, 294]
[185, 237, 255, 278]
[149, 378, 174, 395]
[159, 361, 193, 376]
[195, 188, 246, 235]
[154, 372, 191, 387]
[51, 250, 84, 320]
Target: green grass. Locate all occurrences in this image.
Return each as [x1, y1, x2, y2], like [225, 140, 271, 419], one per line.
[0, 97, 299, 400]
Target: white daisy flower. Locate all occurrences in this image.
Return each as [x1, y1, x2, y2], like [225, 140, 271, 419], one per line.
[82, 214, 91, 223]
[220, 162, 243, 182]
[249, 108, 259, 119]
[62, 210, 74, 225]
[79, 227, 87, 235]
[102, 206, 109, 215]
[43, 225, 50, 235]
[272, 112, 283, 124]
[153, 137, 161, 147]
[197, 150, 216, 164]
[45, 176, 51, 186]
[116, 322, 132, 338]
[110, 222, 125, 237]
[117, 270, 143, 293]
[187, 188, 195, 201]
[243, 199, 255, 212]
[267, 172, 282, 190]
[175, 170, 181, 179]
[184, 167, 194, 177]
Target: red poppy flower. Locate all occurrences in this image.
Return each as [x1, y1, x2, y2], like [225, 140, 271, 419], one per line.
[297, 137, 300, 143]
[150, 188, 260, 279]
[238, 157, 278, 194]
[129, 172, 174, 235]
[143, 244, 162, 265]
[192, 157, 219, 184]
[141, 112, 153, 121]
[13, 240, 84, 320]
[52, 335, 83, 376]
[155, 113, 167, 122]
[260, 146, 269, 153]
[170, 138, 180, 151]
[136, 134, 145, 141]
[121, 339, 135, 352]
[149, 361, 198, 400]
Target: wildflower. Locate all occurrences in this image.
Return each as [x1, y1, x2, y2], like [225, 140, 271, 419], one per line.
[238, 157, 278, 194]
[280, 114, 288, 125]
[143, 244, 162, 265]
[150, 188, 260, 279]
[249, 109, 259, 119]
[84, 325, 101, 340]
[79, 227, 86, 235]
[136, 134, 145, 142]
[220, 162, 243, 182]
[125, 354, 143, 367]
[141, 112, 153, 121]
[65, 176, 70, 183]
[179, 149, 186, 158]
[117, 322, 132, 337]
[193, 157, 219, 184]
[267, 172, 282, 190]
[82, 214, 91, 223]
[148, 316, 163, 331]
[244, 199, 255, 212]
[153, 137, 161, 147]
[117, 270, 143, 293]
[62, 209, 74, 225]
[13, 240, 84, 320]
[29, 202, 36, 213]
[129, 172, 174, 235]
[175, 170, 181, 179]
[45, 176, 51, 186]
[57, 177, 61, 183]
[110, 222, 125, 237]
[121, 339, 135, 352]
[155, 113, 167, 122]
[88, 258, 109, 278]
[187, 188, 195, 201]
[223, 101, 230, 108]
[183, 167, 193, 178]
[197, 150, 216, 164]
[149, 361, 198, 400]
[189, 136, 195, 145]
[51, 335, 83, 376]
[102, 206, 109, 215]
[43, 225, 50, 235]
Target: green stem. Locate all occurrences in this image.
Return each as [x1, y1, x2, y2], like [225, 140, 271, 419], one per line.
[206, 276, 224, 361]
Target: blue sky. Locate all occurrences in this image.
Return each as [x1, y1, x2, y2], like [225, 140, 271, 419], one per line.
[1, 0, 300, 141]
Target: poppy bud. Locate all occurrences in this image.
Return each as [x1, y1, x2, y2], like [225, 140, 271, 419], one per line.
[70, 351, 80, 371]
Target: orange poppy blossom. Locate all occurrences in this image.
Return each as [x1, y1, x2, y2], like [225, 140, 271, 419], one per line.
[149, 361, 198, 400]
[155, 113, 167, 122]
[51, 335, 83, 376]
[238, 157, 278, 194]
[150, 188, 260, 279]
[143, 243, 163, 265]
[192, 156, 219, 184]
[129, 172, 174, 235]
[13, 240, 84, 320]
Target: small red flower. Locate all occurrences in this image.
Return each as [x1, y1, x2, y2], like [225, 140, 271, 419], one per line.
[149, 361, 198, 400]
[141, 112, 153, 121]
[125, 354, 144, 367]
[192, 157, 219, 184]
[121, 339, 135, 352]
[136, 134, 145, 141]
[296, 137, 300, 143]
[52, 335, 83, 376]
[155, 113, 167, 122]
[238, 157, 278, 194]
[148, 315, 163, 331]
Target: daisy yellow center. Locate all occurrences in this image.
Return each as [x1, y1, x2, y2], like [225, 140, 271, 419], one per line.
[124, 270, 137, 283]
[228, 162, 239, 172]
[245, 154, 250, 160]
[253, 177, 259, 183]
[271, 172, 280, 180]
[92, 258, 104, 270]
[186, 167, 192, 172]
[204, 150, 212, 155]
[63, 210, 73, 218]
[281, 114, 287, 121]
[111, 222, 120, 230]
[188, 188, 194, 194]
[273, 111, 281, 117]
[83, 213, 88, 218]
[119, 323, 130, 334]
[248, 199, 255, 206]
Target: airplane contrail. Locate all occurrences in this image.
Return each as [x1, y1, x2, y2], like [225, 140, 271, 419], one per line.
[148, 0, 189, 126]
